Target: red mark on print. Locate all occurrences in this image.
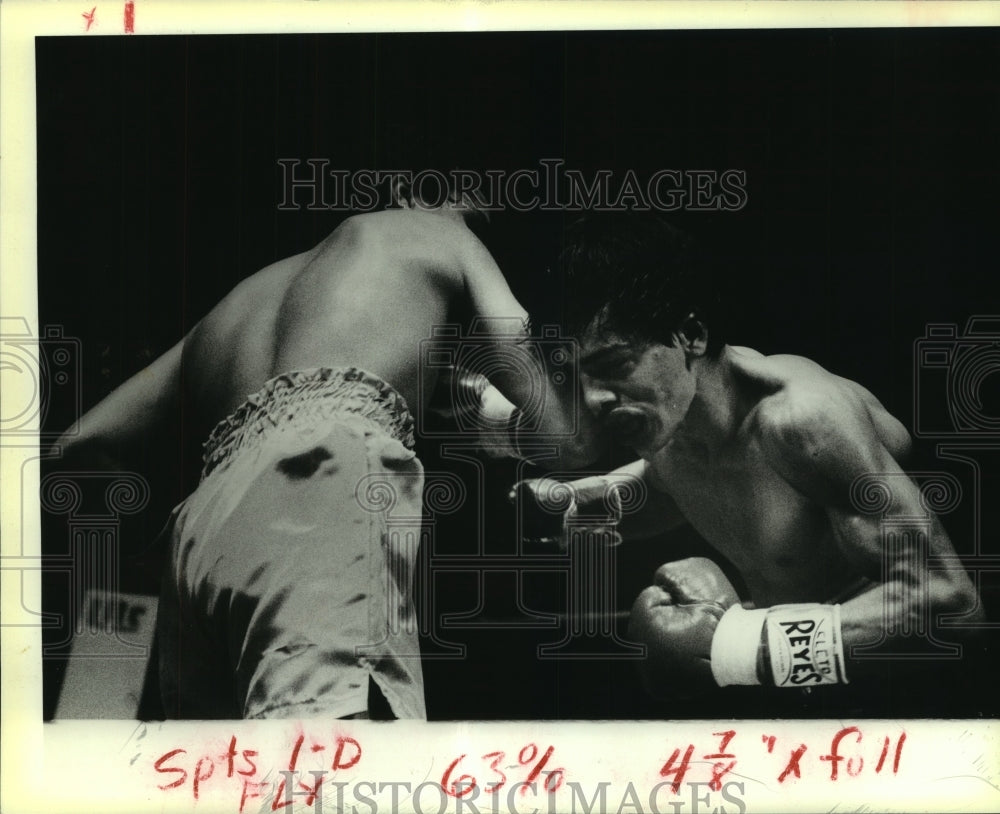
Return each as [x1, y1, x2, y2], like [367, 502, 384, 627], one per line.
[703, 730, 738, 791]
[874, 732, 907, 774]
[659, 744, 695, 794]
[777, 744, 808, 783]
[332, 736, 362, 770]
[192, 756, 215, 800]
[82, 7, 96, 30]
[124, 0, 134, 33]
[893, 732, 906, 773]
[440, 744, 565, 799]
[153, 748, 188, 790]
[820, 727, 864, 781]
[518, 743, 556, 792]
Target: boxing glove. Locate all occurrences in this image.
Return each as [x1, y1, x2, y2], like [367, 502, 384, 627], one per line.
[628, 557, 742, 698]
[426, 365, 522, 455]
[510, 476, 622, 546]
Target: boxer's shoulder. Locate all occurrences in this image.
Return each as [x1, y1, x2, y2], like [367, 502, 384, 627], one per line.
[731, 348, 832, 384]
[754, 382, 865, 443]
[338, 207, 476, 241]
[738, 353, 906, 465]
[337, 209, 487, 273]
[746, 366, 879, 487]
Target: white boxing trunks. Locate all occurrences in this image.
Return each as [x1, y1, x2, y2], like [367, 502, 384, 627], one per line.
[156, 368, 426, 719]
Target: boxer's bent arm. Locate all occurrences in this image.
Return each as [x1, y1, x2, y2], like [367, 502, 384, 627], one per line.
[534, 460, 687, 539]
[459, 235, 601, 467]
[575, 459, 686, 539]
[761, 390, 983, 677]
[54, 338, 185, 469]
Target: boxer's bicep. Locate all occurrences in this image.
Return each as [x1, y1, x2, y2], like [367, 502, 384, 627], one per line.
[762, 396, 981, 648]
[460, 235, 529, 336]
[460, 236, 601, 466]
[819, 420, 910, 577]
[459, 236, 538, 403]
[763, 394, 924, 573]
[792, 415, 961, 584]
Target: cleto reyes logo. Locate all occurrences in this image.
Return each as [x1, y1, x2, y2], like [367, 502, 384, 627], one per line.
[771, 617, 837, 686]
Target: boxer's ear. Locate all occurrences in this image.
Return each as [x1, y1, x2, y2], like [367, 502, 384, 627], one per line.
[391, 177, 414, 209]
[676, 313, 709, 358]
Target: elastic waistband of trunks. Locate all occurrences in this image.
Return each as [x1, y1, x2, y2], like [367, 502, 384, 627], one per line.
[201, 367, 415, 479]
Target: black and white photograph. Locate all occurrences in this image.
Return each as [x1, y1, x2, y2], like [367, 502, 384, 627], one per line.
[2, 2, 999, 813]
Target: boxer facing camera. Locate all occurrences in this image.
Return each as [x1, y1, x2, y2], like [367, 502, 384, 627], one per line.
[914, 316, 1000, 439]
[418, 319, 578, 438]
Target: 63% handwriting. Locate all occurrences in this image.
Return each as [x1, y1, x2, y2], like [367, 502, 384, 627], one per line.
[441, 743, 565, 798]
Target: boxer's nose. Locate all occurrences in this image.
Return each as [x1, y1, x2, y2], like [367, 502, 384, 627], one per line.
[582, 376, 617, 417]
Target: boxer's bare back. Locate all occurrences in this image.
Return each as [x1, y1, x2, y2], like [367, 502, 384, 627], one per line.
[182, 208, 510, 441]
[59, 201, 577, 483]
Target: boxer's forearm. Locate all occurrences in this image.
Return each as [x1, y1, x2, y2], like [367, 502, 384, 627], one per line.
[502, 352, 601, 468]
[53, 339, 183, 467]
[711, 567, 982, 689]
[53, 430, 126, 471]
[458, 235, 602, 467]
[838, 567, 983, 675]
[562, 460, 685, 539]
[828, 502, 984, 675]
[475, 376, 602, 468]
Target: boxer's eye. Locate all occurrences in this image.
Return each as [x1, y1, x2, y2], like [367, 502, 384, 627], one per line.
[584, 348, 636, 380]
[590, 358, 635, 381]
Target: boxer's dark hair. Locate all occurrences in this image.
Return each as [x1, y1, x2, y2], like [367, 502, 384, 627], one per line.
[559, 212, 726, 356]
[392, 170, 492, 240]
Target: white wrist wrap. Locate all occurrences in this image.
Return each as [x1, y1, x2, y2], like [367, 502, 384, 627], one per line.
[710, 606, 766, 687]
[710, 603, 849, 688]
[765, 603, 848, 687]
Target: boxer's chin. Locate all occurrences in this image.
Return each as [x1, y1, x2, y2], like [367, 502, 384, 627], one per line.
[607, 408, 659, 453]
[630, 422, 671, 459]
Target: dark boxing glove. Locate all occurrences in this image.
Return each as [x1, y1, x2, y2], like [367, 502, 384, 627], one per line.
[631, 559, 850, 695]
[628, 557, 741, 698]
[509, 477, 581, 545]
[510, 476, 623, 546]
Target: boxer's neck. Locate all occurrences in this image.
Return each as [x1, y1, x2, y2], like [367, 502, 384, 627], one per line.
[672, 345, 748, 454]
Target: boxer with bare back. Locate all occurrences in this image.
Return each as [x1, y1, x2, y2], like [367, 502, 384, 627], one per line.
[57, 183, 590, 720]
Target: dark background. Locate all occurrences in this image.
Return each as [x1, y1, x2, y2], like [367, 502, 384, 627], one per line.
[37, 29, 999, 720]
